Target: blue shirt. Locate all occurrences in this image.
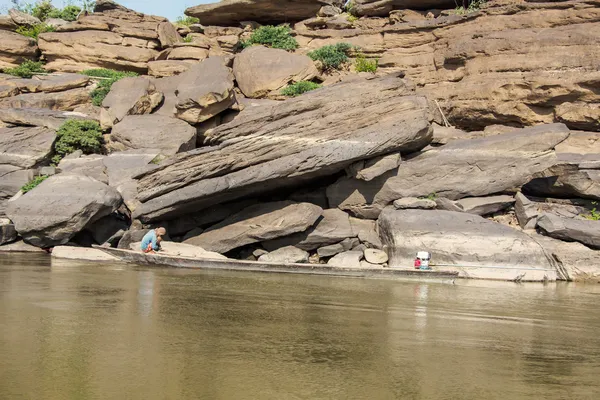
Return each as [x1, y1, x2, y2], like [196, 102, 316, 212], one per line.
[141, 230, 160, 251]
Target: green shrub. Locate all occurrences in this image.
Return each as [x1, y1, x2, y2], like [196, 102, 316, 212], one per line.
[347, 14, 358, 23]
[182, 34, 193, 43]
[14, 0, 92, 21]
[175, 16, 200, 26]
[21, 175, 49, 193]
[82, 68, 138, 106]
[281, 81, 322, 97]
[355, 54, 377, 72]
[308, 43, 353, 71]
[48, 5, 82, 21]
[52, 119, 103, 164]
[16, 23, 56, 39]
[29, 0, 54, 21]
[2, 60, 46, 78]
[241, 25, 298, 51]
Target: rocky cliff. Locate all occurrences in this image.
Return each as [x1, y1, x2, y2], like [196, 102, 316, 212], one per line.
[1, 0, 599, 282]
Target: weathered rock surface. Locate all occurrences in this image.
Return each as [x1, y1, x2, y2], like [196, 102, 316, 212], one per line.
[233, 46, 318, 98]
[328, 250, 363, 268]
[110, 115, 196, 156]
[364, 248, 388, 264]
[346, 153, 401, 182]
[456, 195, 515, 216]
[0, 87, 92, 111]
[0, 218, 17, 245]
[0, 30, 39, 69]
[134, 74, 434, 222]
[0, 166, 32, 217]
[352, 0, 455, 17]
[57, 155, 109, 184]
[0, 108, 93, 130]
[131, 240, 227, 260]
[514, 192, 538, 229]
[0, 239, 45, 252]
[0, 126, 56, 168]
[51, 246, 120, 261]
[185, 0, 343, 26]
[533, 234, 600, 282]
[262, 208, 354, 251]
[258, 246, 310, 264]
[184, 201, 322, 253]
[6, 174, 123, 248]
[349, 217, 382, 249]
[537, 213, 600, 250]
[393, 197, 436, 210]
[378, 209, 553, 271]
[0, 73, 90, 94]
[147, 60, 194, 77]
[100, 76, 163, 128]
[173, 57, 236, 124]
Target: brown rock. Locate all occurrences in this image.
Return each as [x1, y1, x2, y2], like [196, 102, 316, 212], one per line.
[158, 21, 182, 47]
[0, 87, 91, 111]
[0, 30, 39, 69]
[147, 60, 194, 77]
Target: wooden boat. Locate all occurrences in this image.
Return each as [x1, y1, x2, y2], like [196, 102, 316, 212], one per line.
[94, 246, 459, 281]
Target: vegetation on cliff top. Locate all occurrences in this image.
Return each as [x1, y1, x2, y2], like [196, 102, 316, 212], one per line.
[241, 25, 298, 51]
[354, 54, 378, 73]
[308, 43, 353, 71]
[10, 0, 94, 21]
[16, 23, 55, 39]
[21, 175, 49, 194]
[2, 60, 46, 78]
[52, 119, 104, 164]
[82, 68, 139, 106]
[454, 0, 488, 14]
[281, 81, 322, 97]
[175, 15, 199, 27]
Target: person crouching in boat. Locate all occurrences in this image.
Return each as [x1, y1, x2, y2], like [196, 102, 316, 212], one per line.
[141, 227, 166, 253]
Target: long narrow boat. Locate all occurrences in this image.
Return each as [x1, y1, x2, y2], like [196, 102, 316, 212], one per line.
[94, 246, 459, 281]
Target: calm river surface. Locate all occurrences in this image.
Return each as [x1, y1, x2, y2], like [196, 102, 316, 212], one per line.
[1, 254, 600, 399]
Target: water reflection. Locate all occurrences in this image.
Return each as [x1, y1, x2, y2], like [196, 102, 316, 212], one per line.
[0, 254, 599, 399]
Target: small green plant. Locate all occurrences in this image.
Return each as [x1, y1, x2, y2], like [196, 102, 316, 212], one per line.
[419, 193, 438, 201]
[48, 5, 82, 21]
[21, 175, 49, 193]
[2, 60, 46, 78]
[16, 23, 56, 39]
[175, 15, 200, 27]
[240, 25, 298, 51]
[583, 202, 600, 221]
[346, 14, 358, 23]
[52, 119, 103, 164]
[182, 34, 193, 43]
[82, 68, 138, 106]
[281, 81, 322, 97]
[454, 0, 487, 14]
[308, 43, 353, 71]
[345, 1, 357, 16]
[354, 54, 377, 73]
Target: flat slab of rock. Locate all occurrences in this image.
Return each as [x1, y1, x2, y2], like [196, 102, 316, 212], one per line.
[364, 248, 388, 264]
[0, 165, 32, 216]
[57, 155, 109, 184]
[393, 197, 436, 210]
[455, 195, 515, 216]
[352, 0, 455, 17]
[51, 246, 120, 261]
[6, 174, 123, 248]
[533, 234, 600, 282]
[258, 246, 309, 264]
[378, 208, 553, 271]
[349, 217, 382, 249]
[185, 0, 343, 26]
[537, 213, 600, 249]
[0, 126, 56, 168]
[317, 237, 359, 257]
[233, 46, 318, 98]
[130, 241, 227, 260]
[184, 201, 322, 253]
[0, 239, 45, 253]
[515, 192, 538, 229]
[327, 250, 363, 268]
[110, 115, 196, 156]
[134, 74, 434, 222]
[0, 108, 93, 130]
[347, 153, 401, 182]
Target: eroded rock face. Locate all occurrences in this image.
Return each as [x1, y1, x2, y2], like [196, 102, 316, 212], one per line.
[184, 201, 323, 253]
[134, 74, 434, 222]
[352, 0, 456, 17]
[0, 30, 39, 69]
[233, 46, 318, 98]
[537, 213, 600, 250]
[0, 126, 56, 168]
[0, 166, 32, 217]
[185, 0, 344, 26]
[6, 174, 123, 248]
[378, 208, 553, 271]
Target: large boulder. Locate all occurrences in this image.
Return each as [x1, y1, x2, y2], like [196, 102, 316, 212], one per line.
[455, 195, 515, 216]
[0, 73, 90, 94]
[0, 126, 56, 168]
[0, 87, 92, 111]
[184, 201, 322, 253]
[533, 234, 600, 282]
[8, 8, 41, 25]
[328, 124, 569, 219]
[110, 115, 196, 156]
[0, 166, 32, 216]
[233, 46, 318, 98]
[327, 250, 363, 268]
[0, 218, 17, 245]
[57, 154, 109, 184]
[378, 208, 554, 274]
[174, 57, 236, 124]
[537, 213, 600, 250]
[5, 174, 123, 248]
[134, 74, 434, 222]
[185, 0, 344, 26]
[0, 30, 39, 69]
[100, 76, 163, 129]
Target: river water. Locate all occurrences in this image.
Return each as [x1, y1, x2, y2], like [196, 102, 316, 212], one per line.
[1, 254, 599, 399]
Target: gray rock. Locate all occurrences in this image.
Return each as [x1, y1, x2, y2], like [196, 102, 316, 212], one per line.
[103, 149, 159, 187]
[360, 260, 381, 269]
[57, 155, 108, 184]
[288, 187, 329, 209]
[174, 57, 236, 124]
[0, 87, 92, 111]
[132, 74, 435, 223]
[85, 214, 129, 246]
[349, 217, 382, 249]
[435, 197, 464, 212]
[431, 123, 468, 145]
[328, 250, 363, 268]
[2, 73, 90, 94]
[0, 15, 18, 31]
[38, 166, 56, 176]
[537, 213, 600, 250]
[524, 163, 600, 201]
[0, 166, 32, 216]
[0, 108, 93, 130]
[233, 46, 318, 98]
[100, 76, 163, 129]
[532, 234, 600, 282]
[258, 246, 309, 264]
[182, 227, 204, 241]
[252, 248, 268, 258]
[347, 153, 401, 182]
[0, 239, 45, 253]
[6, 174, 123, 248]
[455, 195, 515, 216]
[110, 115, 196, 156]
[8, 8, 41, 25]
[393, 197, 436, 210]
[45, 18, 68, 28]
[158, 21, 182, 47]
[0, 126, 56, 168]
[317, 237, 359, 257]
[351, 0, 455, 17]
[364, 248, 388, 264]
[184, 201, 323, 253]
[318, 5, 342, 17]
[515, 192, 538, 229]
[117, 229, 149, 249]
[378, 208, 553, 271]
[0, 218, 17, 245]
[263, 208, 354, 251]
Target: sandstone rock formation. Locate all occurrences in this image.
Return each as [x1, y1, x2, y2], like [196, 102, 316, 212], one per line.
[537, 213, 600, 250]
[0, 30, 39, 69]
[351, 0, 455, 17]
[100, 76, 163, 128]
[0, 126, 56, 168]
